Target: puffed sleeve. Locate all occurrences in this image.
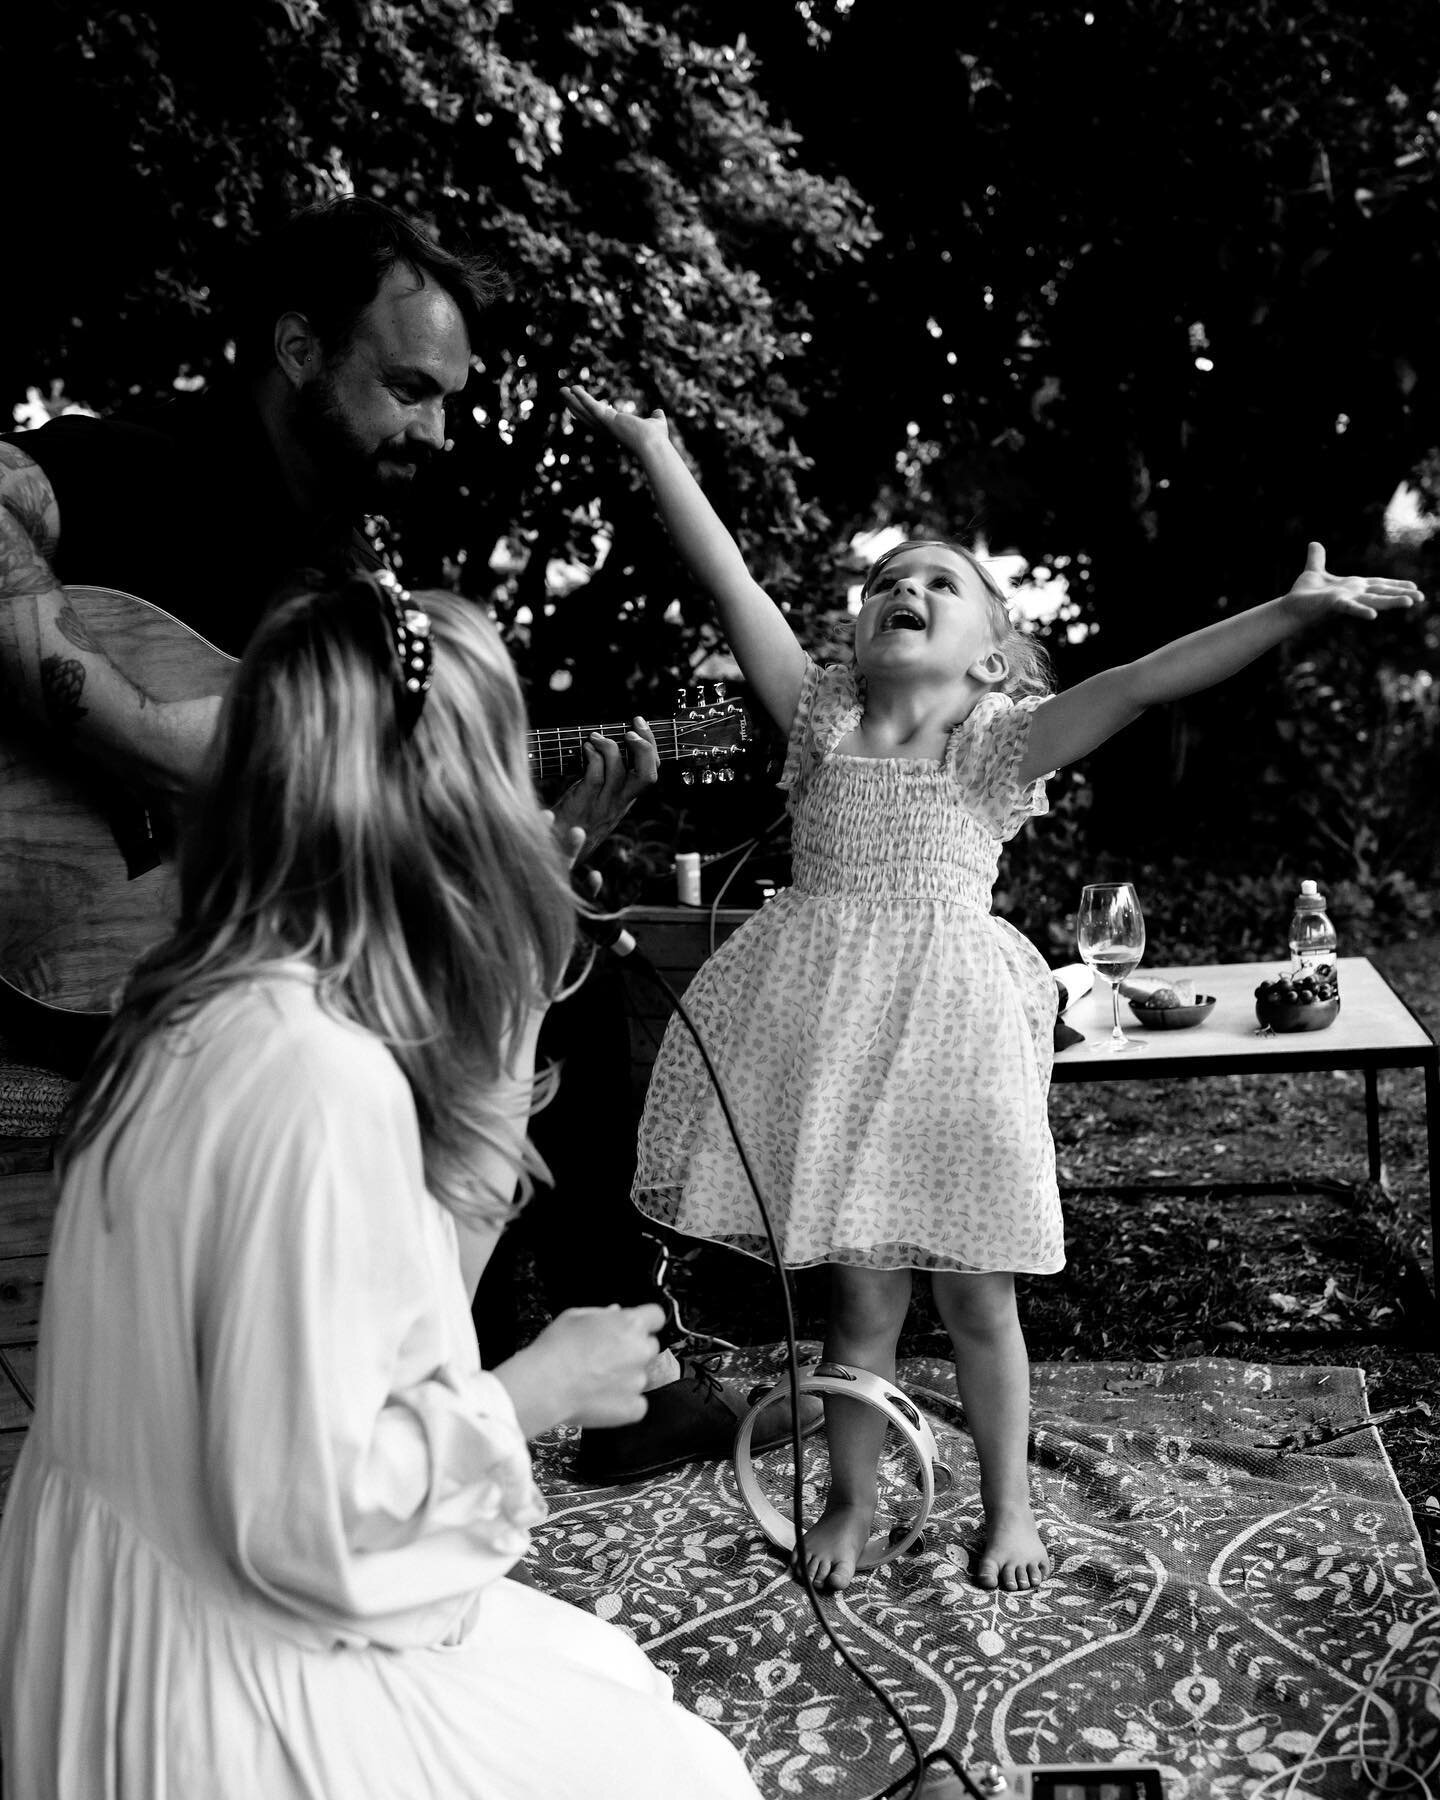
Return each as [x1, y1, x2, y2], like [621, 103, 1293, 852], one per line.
[196, 1004, 545, 1650]
[779, 660, 862, 791]
[948, 692, 1053, 840]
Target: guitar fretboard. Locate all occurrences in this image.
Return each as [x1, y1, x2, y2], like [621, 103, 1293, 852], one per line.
[527, 718, 726, 777]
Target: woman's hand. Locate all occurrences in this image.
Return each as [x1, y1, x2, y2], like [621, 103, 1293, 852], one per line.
[1281, 541, 1422, 626]
[493, 1303, 668, 1439]
[561, 383, 671, 456]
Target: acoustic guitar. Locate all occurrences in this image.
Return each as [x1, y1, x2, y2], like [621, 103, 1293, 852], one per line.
[0, 586, 755, 1019]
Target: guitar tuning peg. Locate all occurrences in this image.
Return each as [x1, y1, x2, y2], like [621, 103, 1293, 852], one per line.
[717, 767, 734, 783]
[680, 767, 695, 786]
[712, 680, 728, 701]
[700, 768, 714, 785]
[675, 687, 690, 711]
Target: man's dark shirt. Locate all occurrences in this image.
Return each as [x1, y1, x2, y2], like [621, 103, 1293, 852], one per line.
[2, 382, 381, 655]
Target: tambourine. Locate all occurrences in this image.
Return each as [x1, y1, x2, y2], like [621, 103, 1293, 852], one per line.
[733, 1361, 951, 1571]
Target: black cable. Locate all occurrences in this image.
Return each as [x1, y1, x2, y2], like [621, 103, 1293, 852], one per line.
[702, 812, 789, 955]
[695, 811, 790, 872]
[628, 944, 991, 1800]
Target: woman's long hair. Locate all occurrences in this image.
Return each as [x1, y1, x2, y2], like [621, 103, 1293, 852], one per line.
[61, 577, 579, 1225]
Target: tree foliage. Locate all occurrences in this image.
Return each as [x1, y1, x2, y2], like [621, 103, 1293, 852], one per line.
[5, 0, 1439, 917]
[702, 0, 1440, 870]
[3, 0, 872, 718]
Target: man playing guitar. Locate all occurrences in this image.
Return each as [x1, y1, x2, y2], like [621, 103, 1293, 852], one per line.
[0, 195, 813, 1479]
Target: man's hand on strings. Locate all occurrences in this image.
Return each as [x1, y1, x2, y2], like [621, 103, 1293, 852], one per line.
[551, 716, 659, 857]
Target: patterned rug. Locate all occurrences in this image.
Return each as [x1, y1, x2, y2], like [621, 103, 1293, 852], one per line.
[529, 1353, 1440, 1799]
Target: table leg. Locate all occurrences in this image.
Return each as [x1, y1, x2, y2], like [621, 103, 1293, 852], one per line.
[1365, 1067, 1384, 1187]
[1427, 1060, 1440, 1321]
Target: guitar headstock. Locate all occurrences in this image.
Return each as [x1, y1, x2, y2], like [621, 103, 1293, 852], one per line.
[672, 682, 755, 785]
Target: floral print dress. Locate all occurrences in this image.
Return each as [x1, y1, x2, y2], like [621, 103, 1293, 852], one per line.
[632, 661, 1065, 1275]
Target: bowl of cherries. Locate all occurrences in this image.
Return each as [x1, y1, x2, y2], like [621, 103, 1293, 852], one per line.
[1254, 964, 1340, 1033]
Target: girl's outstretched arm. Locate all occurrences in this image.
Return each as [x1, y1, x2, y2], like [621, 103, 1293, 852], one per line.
[562, 384, 808, 737]
[1018, 542, 1421, 784]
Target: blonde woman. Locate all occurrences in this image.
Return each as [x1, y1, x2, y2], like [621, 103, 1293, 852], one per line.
[0, 574, 761, 1800]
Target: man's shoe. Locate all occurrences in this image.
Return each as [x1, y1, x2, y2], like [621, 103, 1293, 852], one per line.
[573, 1361, 824, 1485]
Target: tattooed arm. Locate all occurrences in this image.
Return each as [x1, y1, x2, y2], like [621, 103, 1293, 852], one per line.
[0, 441, 220, 793]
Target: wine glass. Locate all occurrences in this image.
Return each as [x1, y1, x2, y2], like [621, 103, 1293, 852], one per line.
[1076, 882, 1147, 1054]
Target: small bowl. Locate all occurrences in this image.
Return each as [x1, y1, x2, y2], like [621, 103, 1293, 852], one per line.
[1255, 995, 1340, 1033]
[1127, 995, 1216, 1030]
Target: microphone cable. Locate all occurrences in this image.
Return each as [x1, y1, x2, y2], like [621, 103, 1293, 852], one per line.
[688, 811, 791, 955]
[626, 943, 987, 1800]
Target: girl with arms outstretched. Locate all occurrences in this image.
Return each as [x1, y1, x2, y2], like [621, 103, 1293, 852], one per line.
[564, 383, 1419, 1597]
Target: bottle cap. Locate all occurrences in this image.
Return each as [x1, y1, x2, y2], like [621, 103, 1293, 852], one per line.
[1295, 879, 1327, 910]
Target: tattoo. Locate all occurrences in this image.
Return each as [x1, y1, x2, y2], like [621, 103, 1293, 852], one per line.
[56, 603, 101, 654]
[0, 444, 60, 564]
[0, 511, 59, 600]
[40, 654, 89, 732]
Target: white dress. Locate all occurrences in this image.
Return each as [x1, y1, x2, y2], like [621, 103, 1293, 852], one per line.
[634, 662, 1065, 1274]
[0, 969, 759, 1800]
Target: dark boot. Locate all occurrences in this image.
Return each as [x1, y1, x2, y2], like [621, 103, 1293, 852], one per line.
[573, 1360, 823, 1485]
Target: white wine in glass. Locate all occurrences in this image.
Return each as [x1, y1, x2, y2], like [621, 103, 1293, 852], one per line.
[1076, 882, 1146, 1054]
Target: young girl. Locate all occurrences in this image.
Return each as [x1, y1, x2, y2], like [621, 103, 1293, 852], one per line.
[0, 573, 762, 1800]
[563, 382, 1420, 1599]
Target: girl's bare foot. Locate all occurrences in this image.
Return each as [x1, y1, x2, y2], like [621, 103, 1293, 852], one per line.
[974, 1503, 1049, 1592]
[799, 1500, 874, 1592]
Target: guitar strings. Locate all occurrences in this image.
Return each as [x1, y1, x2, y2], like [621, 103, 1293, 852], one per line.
[527, 716, 742, 773]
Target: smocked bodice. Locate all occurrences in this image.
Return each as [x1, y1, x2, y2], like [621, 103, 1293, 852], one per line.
[789, 754, 1002, 908]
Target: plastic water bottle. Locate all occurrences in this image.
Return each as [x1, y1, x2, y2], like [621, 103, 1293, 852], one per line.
[1288, 879, 1337, 976]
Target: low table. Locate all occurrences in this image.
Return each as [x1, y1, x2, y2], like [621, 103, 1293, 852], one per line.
[1054, 955, 1439, 1342]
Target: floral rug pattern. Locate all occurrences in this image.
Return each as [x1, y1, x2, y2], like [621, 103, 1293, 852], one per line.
[529, 1355, 1440, 1799]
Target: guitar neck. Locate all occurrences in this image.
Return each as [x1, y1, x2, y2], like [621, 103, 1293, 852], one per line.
[527, 719, 695, 778]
